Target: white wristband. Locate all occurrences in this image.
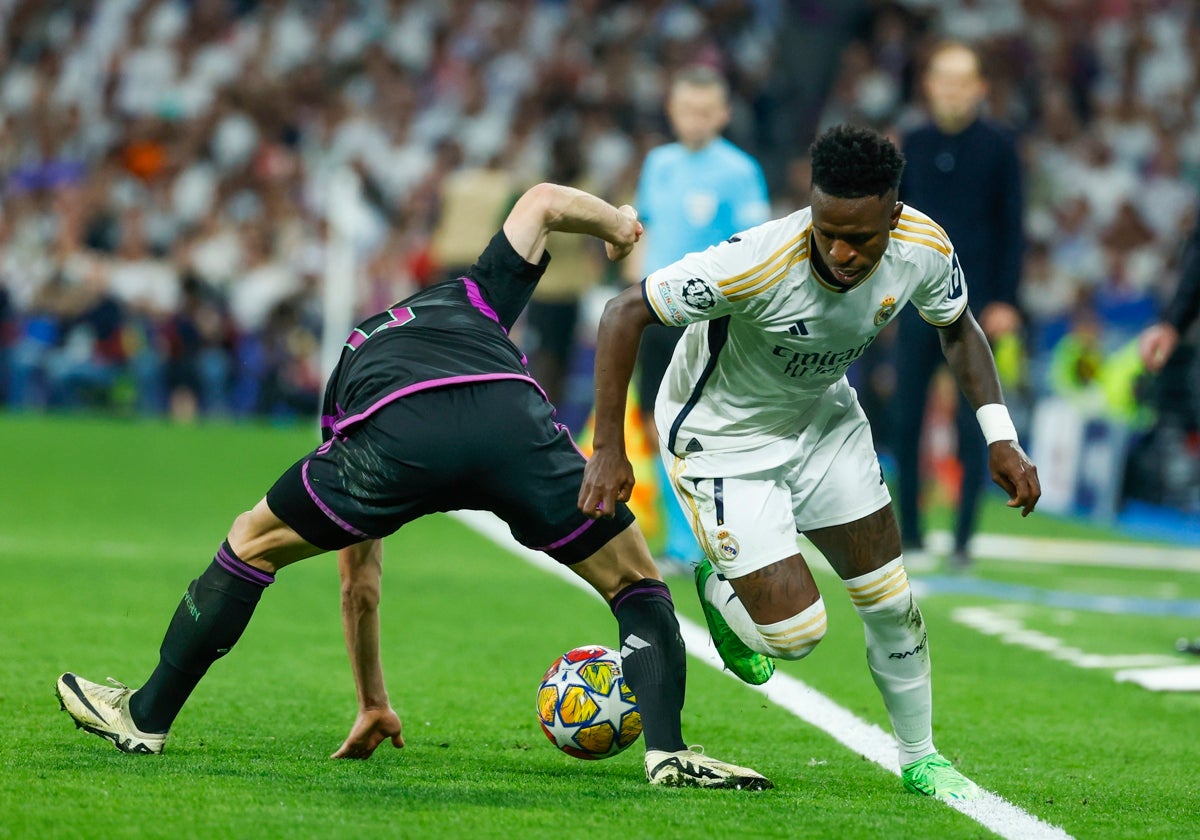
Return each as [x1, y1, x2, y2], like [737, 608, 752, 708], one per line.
[976, 403, 1018, 445]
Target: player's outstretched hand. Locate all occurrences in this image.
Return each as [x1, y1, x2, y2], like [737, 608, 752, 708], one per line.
[579, 445, 635, 520]
[605, 205, 642, 263]
[987, 440, 1040, 517]
[331, 706, 404, 759]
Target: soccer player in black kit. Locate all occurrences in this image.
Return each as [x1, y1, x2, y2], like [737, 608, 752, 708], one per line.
[56, 183, 770, 789]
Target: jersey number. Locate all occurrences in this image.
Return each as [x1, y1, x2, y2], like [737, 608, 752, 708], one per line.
[345, 306, 416, 351]
[948, 253, 964, 300]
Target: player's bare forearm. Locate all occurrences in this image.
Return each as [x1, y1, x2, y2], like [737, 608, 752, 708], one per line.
[503, 183, 642, 265]
[338, 540, 389, 710]
[579, 285, 654, 517]
[938, 309, 1004, 409]
[333, 541, 404, 759]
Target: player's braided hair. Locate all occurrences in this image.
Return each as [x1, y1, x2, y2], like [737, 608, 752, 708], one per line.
[810, 124, 905, 199]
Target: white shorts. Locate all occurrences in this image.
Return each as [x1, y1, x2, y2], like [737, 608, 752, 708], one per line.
[658, 386, 891, 579]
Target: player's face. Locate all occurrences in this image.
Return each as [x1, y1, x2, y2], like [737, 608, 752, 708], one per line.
[809, 187, 902, 285]
[667, 83, 731, 150]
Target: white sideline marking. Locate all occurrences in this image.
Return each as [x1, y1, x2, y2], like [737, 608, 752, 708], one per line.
[925, 530, 1200, 572]
[451, 511, 1073, 840]
[953, 606, 1182, 671]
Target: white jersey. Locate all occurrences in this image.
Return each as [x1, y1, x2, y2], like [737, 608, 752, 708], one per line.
[644, 205, 967, 470]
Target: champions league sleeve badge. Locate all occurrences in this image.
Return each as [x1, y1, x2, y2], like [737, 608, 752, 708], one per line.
[682, 278, 717, 310]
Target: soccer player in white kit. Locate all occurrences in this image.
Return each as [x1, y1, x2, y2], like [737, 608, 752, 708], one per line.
[579, 124, 1041, 801]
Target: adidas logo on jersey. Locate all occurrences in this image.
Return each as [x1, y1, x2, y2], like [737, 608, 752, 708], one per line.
[787, 319, 809, 336]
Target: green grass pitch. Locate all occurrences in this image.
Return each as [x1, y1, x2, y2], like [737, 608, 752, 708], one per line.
[1, 413, 1198, 838]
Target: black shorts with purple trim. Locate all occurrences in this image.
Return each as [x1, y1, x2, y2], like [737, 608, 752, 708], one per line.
[265, 379, 635, 564]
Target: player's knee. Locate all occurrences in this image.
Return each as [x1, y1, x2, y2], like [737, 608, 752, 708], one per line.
[753, 596, 827, 660]
[226, 509, 260, 553]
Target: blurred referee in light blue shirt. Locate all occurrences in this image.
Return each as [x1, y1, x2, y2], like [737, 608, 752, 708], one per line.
[631, 64, 770, 571]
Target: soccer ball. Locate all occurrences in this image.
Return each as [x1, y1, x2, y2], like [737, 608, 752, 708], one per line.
[536, 645, 642, 760]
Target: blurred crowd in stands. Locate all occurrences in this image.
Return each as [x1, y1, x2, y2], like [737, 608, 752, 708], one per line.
[0, 0, 1197, 509]
[821, 0, 1200, 514]
[0, 0, 787, 420]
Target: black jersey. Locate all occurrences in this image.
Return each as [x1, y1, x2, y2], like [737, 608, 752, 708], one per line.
[321, 229, 550, 438]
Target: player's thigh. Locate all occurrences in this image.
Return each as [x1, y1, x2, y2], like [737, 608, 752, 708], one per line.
[788, 385, 892, 535]
[674, 463, 821, 622]
[264, 391, 484, 553]
[477, 382, 639, 566]
[805, 503, 901, 581]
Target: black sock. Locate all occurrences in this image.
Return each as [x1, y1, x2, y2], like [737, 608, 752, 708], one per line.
[129, 541, 274, 733]
[610, 579, 687, 753]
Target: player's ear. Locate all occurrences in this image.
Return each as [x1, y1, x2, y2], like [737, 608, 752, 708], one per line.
[890, 201, 904, 229]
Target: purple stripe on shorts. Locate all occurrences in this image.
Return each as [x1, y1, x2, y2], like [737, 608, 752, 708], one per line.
[555, 422, 586, 458]
[462, 278, 502, 327]
[216, 544, 275, 587]
[610, 581, 673, 613]
[331, 373, 548, 434]
[302, 460, 371, 539]
[321, 404, 346, 432]
[533, 516, 596, 552]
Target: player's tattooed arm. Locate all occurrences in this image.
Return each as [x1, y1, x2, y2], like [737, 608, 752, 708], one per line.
[332, 539, 404, 759]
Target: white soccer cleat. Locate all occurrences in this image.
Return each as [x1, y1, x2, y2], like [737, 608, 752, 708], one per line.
[645, 747, 773, 790]
[55, 673, 166, 755]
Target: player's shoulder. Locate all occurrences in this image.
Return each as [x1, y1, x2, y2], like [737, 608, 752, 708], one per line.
[724, 206, 809, 250]
[890, 206, 954, 264]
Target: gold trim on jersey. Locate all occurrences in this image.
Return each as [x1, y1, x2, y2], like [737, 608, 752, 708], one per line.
[894, 212, 953, 257]
[717, 229, 807, 291]
[670, 455, 710, 555]
[726, 246, 807, 301]
[918, 297, 969, 326]
[890, 230, 952, 258]
[901, 209, 949, 240]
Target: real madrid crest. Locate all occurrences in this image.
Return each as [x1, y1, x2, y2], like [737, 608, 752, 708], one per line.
[874, 295, 897, 326]
[715, 528, 740, 560]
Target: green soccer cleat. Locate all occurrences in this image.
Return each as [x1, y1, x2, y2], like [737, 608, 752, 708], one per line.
[694, 558, 775, 685]
[901, 753, 981, 801]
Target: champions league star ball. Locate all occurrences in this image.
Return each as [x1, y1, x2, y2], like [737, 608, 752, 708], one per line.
[536, 645, 642, 760]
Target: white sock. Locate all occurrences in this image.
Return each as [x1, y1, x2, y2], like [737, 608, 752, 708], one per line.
[845, 557, 935, 766]
[702, 568, 773, 656]
[754, 598, 827, 660]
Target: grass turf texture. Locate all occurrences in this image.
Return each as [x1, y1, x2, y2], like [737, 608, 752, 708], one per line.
[1, 413, 1197, 839]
